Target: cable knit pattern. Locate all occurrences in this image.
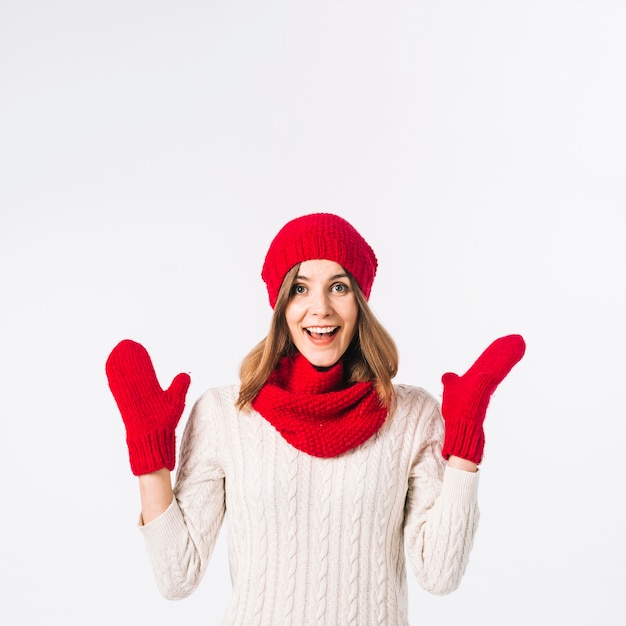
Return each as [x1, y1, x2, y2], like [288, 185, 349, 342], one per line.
[314, 457, 333, 625]
[140, 384, 480, 625]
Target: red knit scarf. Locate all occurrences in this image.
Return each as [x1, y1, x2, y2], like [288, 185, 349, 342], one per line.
[251, 353, 387, 458]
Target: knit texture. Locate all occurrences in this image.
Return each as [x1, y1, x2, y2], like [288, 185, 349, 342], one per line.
[140, 384, 480, 625]
[262, 213, 378, 308]
[441, 334, 526, 464]
[105, 339, 191, 475]
[251, 353, 387, 457]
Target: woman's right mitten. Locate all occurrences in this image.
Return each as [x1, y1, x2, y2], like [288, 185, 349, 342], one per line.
[105, 339, 191, 475]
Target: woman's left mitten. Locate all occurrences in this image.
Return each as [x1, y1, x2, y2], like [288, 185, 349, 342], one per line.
[105, 339, 191, 475]
[441, 334, 526, 464]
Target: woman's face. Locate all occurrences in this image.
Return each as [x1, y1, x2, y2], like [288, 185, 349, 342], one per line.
[285, 259, 358, 368]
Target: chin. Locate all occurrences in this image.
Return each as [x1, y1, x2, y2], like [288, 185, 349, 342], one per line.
[306, 355, 339, 369]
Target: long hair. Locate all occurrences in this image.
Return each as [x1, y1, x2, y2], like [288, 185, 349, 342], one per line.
[236, 264, 399, 411]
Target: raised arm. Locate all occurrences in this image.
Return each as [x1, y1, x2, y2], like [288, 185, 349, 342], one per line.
[105, 339, 190, 522]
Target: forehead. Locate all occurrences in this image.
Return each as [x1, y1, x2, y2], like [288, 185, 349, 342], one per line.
[296, 259, 347, 278]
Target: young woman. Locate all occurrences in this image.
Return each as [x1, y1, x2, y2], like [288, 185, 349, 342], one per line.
[106, 212, 525, 625]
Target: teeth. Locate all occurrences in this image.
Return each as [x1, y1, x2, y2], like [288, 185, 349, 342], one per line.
[306, 326, 337, 334]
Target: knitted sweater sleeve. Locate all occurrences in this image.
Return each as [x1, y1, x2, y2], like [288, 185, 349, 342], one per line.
[404, 393, 480, 595]
[138, 389, 226, 600]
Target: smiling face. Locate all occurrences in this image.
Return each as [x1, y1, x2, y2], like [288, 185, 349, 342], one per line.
[284, 259, 359, 368]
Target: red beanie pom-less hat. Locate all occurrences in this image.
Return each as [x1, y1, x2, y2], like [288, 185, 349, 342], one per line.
[262, 213, 378, 308]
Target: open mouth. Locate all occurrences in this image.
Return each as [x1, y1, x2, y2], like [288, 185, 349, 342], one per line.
[305, 326, 339, 339]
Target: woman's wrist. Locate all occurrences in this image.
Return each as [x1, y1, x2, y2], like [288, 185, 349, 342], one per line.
[447, 455, 478, 473]
[138, 468, 174, 524]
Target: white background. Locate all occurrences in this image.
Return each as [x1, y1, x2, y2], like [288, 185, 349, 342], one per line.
[1, 1, 624, 624]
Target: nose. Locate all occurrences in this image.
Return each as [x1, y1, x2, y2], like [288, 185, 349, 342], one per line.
[309, 288, 332, 316]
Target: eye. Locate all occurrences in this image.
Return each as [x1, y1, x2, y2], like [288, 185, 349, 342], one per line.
[291, 284, 307, 295]
[331, 282, 350, 293]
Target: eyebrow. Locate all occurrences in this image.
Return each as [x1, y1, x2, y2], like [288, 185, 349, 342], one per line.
[295, 272, 350, 281]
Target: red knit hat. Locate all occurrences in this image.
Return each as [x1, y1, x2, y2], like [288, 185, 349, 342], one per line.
[262, 213, 378, 308]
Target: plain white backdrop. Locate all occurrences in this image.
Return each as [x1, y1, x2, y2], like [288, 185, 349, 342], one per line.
[1, 1, 624, 624]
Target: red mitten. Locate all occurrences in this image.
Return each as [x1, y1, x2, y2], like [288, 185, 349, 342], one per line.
[105, 339, 191, 475]
[441, 334, 526, 464]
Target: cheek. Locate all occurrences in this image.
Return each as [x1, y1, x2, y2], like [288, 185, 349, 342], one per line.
[284, 305, 301, 334]
[342, 300, 359, 330]
[345, 321, 358, 343]
[338, 311, 358, 343]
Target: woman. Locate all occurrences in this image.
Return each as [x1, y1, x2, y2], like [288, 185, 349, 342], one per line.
[106, 212, 525, 625]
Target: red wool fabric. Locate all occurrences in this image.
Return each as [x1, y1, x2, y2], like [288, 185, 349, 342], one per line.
[252, 353, 387, 458]
[441, 334, 526, 464]
[262, 213, 378, 308]
[105, 339, 191, 475]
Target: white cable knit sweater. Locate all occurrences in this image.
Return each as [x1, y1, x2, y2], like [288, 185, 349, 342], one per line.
[140, 383, 480, 625]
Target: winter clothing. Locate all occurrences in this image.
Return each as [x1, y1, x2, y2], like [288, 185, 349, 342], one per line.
[140, 383, 479, 625]
[262, 212, 378, 307]
[106, 339, 190, 475]
[105, 212, 525, 625]
[251, 353, 387, 457]
[441, 334, 526, 464]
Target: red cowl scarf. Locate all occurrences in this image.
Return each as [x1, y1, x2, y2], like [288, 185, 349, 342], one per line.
[251, 353, 387, 457]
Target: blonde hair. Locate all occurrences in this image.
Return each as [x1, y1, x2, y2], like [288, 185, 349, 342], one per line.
[236, 264, 398, 411]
